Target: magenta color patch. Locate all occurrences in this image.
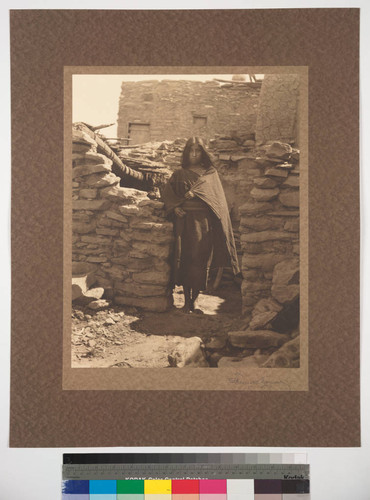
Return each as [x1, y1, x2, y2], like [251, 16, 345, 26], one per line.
[199, 480, 227, 494]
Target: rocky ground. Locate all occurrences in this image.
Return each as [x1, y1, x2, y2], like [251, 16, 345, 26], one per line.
[71, 282, 298, 368]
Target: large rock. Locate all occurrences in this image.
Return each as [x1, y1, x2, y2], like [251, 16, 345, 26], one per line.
[265, 141, 292, 159]
[84, 172, 120, 188]
[87, 299, 110, 310]
[72, 142, 94, 155]
[253, 177, 278, 188]
[282, 175, 299, 187]
[239, 201, 274, 215]
[262, 336, 300, 368]
[265, 168, 289, 178]
[119, 205, 140, 216]
[73, 152, 112, 166]
[228, 330, 289, 349]
[79, 188, 98, 199]
[271, 258, 300, 304]
[72, 129, 97, 147]
[279, 191, 299, 207]
[72, 164, 111, 178]
[250, 187, 280, 201]
[249, 310, 278, 330]
[168, 337, 209, 367]
[101, 185, 147, 203]
[73, 287, 105, 305]
[72, 263, 97, 300]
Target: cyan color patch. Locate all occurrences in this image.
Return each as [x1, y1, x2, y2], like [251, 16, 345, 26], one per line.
[90, 480, 117, 494]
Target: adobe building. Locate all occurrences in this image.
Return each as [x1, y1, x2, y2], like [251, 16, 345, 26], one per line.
[116, 79, 262, 145]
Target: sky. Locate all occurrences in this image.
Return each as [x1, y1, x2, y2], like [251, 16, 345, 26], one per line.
[72, 73, 264, 137]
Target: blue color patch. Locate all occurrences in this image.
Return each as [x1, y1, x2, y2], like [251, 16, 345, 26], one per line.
[62, 480, 90, 494]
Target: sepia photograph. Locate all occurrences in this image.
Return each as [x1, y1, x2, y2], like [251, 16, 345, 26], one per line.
[64, 67, 307, 390]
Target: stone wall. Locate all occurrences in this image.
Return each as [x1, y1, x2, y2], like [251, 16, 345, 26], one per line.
[117, 79, 260, 144]
[206, 138, 300, 318]
[207, 139, 300, 368]
[255, 74, 300, 146]
[238, 141, 300, 315]
[72, 126, 174, 312]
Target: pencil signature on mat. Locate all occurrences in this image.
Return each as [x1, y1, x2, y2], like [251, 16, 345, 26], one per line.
[227, 372, 291, 390]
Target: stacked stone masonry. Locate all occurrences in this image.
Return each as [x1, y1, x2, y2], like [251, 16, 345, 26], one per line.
[239, 141, 299, 314]
[117, 79, 261, 144]
[72, 127, 174, 312]
[205, 139, 299, 315]
[255, 74, 300, 146]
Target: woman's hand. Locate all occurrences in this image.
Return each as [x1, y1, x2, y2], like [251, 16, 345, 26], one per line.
[174, 207, 186, 217]
[184, 190, 195, 199]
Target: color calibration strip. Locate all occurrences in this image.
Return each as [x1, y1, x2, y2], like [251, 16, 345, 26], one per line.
[62, 478, 310, 499]
[62, 463, 309, 480]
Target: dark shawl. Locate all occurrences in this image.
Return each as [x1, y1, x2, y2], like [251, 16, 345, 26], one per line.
[161, 166, 240, 275]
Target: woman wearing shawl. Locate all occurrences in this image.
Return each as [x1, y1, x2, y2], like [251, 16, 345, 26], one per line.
[161, 136, 240, 314]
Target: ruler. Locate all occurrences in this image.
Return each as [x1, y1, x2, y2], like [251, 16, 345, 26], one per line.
[62, 463, 309, 481]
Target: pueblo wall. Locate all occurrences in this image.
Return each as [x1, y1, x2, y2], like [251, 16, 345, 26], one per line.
[255, 74, 300, 146]
[72, 126, 174, 312]
[117, 79, 260, 144]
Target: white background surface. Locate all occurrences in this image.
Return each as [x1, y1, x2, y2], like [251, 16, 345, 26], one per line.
[1, 1, 369, 499]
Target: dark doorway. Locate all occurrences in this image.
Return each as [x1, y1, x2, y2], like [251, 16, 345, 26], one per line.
[128, 122, 151, 145]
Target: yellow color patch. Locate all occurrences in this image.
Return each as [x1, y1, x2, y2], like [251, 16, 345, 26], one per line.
[144, 480, 172, 494]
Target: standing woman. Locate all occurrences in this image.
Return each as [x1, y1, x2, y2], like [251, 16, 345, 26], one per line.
[161, 136, 240, 313]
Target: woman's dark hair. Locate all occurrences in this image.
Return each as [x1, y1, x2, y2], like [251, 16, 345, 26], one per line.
[181, 136, 214, 169]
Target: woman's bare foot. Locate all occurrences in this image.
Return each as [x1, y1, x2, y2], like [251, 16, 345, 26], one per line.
[180, 304, 192, 314]
[192, 308, 204, 315]
[190, 300, 203, 314]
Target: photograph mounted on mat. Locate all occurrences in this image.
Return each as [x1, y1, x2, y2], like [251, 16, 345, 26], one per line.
[10, 8, 359, 447]
[64, 66, 308, 391]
